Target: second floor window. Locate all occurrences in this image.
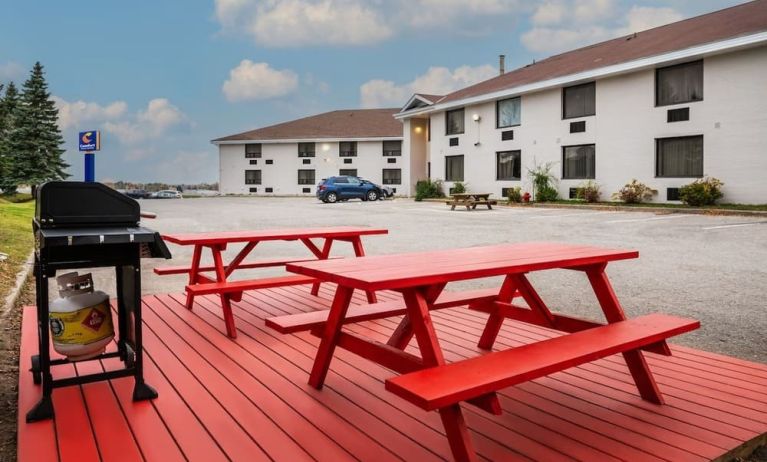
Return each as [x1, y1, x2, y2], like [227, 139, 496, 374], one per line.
[339, 169, 357, 177]
[563, 82, 595, 119]
[496, 97, 521, 128]
[383, 140, 402, 156]
[656, 60, 703, 106]
[339, 141, 357, 157]
[245, 143, 261, 158]
[298, 142, 315, 157]
[245, 170, 261, 185]
[297, 169, 316, 185]
[445, 108, 465, 135]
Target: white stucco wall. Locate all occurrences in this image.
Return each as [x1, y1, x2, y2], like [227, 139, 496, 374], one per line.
[219, 139, 410, 196]
[424, 46, 767, 204]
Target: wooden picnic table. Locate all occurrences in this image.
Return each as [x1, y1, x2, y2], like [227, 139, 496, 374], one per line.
[158, 226, 387, 338]
[275, 241, 699, 461]
[446, 192, 497, 210]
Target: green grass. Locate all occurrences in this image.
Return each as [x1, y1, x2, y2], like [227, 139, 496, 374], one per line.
[528, 200, 767, 211]
[0, 198, 35, 300]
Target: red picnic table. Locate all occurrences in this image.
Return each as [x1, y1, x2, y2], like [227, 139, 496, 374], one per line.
[266, 241, 700, 462]
[157, 226, 387, 338]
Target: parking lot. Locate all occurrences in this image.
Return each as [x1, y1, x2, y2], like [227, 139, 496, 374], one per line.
[133, 197, 766, 362]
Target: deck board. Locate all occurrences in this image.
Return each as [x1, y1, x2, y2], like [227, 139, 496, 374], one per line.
[18, 285, 767, 462]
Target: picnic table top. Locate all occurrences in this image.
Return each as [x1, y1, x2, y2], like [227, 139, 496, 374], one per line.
[449, 192, 492, 198]
[162, 226, 388, 245]
[287, 241, 638, 291]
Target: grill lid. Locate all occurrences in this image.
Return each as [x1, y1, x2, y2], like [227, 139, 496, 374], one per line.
[35, 181, 140, 228]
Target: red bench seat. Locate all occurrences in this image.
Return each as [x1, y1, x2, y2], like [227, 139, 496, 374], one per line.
[265, 287, 500, 334]
[185, 274, 317, 296]
[386, 313, 700, 411]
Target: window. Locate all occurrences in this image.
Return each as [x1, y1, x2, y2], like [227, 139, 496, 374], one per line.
[427, 118, 431, 141]
[265, 159, 273, 165]
[297, 169, 316, 185]
[656, 60, 703, 106]
[339, 141, 357, 157]
[245, 144, 261, 158]
[383, 140, 402, 156]
[445, 108, 465, 135]
[496, 97, 521, 128]
[382, 169, 401, 185]
[339, 169, 357, 177]
[667, 188, 681, 201]
[562, 144, 595, 179]
[667, 107, 690, 122]
[501, 130, 514, 141]
[656, 135, 703, 178]
[334, 177, 349, 183]
[496, 151, 521, 181]
[563, 82, 595, 119]
[245, 170, 261, 185]
[570, 121, 586, 133]
[445, 155, 464, 182]
[298, 142, 315, 157]
[449, 137, 459, 146]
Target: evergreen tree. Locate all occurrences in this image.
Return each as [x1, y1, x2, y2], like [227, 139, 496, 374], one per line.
[13, 62, 69, 187]
[0, 82, 22, 194]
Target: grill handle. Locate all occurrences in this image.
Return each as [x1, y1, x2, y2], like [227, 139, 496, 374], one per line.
[140, 212, 157, 219]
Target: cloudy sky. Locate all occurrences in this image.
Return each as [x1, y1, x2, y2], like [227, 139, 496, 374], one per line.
[0, 0, 744, 183]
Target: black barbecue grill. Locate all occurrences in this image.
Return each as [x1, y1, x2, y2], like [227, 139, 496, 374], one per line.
[27, 181, 171, 422]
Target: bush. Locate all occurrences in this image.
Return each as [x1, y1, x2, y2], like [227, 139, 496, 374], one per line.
[450, 181, 466, 194]
[505, 187, 522, 203]
[527, 161, 559, 202]
[612, 179, 657, 204]
[679, 177, 724, 206]
[415, 179, 445, 201]
[577, 180, 601, 203]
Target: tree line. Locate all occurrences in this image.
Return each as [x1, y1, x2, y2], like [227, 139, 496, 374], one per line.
[0, 62, 69, 195]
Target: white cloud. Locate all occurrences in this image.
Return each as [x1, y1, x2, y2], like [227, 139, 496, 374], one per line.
[222, 60, 299, 102]
[0, 61, 25, 81]
[53, 97, 128, 131]
[103, 98, 187, 144]
[360, 64, 497, 108]
[522, 3, 683, 54]
[625, 6, 684, 33]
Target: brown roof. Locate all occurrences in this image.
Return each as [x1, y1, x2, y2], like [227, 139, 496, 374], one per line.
[439, 0, 767, 104]
[414, 94, 445, 103]
[213, 108, 402, 142]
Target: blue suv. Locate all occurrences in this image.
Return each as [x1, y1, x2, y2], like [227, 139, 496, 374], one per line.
[317, 176, 383, 203]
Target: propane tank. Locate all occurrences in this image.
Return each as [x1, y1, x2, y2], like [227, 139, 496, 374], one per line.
[49, 272, 114, 361]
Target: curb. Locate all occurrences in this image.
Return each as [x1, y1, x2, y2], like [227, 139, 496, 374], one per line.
[1, 251, 34, 318]
[418, 198, 767, 217]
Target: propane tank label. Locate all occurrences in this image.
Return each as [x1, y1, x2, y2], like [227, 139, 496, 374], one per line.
[49, 301, 114, 345]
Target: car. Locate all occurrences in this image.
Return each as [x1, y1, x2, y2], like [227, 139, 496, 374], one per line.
[124, 189, 150, 199]
[152, 190, 183, 199]
[316, 176, 383, 203]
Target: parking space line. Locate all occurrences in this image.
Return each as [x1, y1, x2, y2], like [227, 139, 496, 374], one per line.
[605, 214, 690, 224]
[528, 212, 599, 219]
[702, 222, 767, 230]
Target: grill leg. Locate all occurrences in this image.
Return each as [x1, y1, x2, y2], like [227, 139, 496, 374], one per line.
[27, 261, 55, 422]
[128, 262, 157, 401]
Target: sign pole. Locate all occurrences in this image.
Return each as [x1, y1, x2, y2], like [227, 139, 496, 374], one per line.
[84, 152, 95, 182]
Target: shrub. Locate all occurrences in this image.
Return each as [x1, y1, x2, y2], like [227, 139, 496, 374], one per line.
[679, 177, 724, 206]
[527, 161, 559, 202]
[450, 181, 466, 194]
[612, 179, 657, 204]
[415, 179, 445, 201]
[505, 186, 522, 203]
[577, 180, 601, 203]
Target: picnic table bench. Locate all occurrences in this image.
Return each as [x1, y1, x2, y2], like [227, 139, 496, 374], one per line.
[446, 192, 497, 210]
[271, 241, 699, 462]
[157, 226, 387, 338]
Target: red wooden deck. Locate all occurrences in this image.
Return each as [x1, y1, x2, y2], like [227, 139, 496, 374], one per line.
[18, 285, 767, 462]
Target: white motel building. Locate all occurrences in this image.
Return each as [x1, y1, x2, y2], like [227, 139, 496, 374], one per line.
[215, 1, 767, 203]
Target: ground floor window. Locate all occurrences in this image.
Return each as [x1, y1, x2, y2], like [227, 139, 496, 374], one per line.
[245, 170, 261, 185]
[562, 144, 595, 179]
[445, 155, 464, 182]
[297, 169, 315, 185]
[339, 169, 357, 177]
[656, 135, 703, 177]
[496, 150, 521, 180]
[382, 168, 401, 184]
